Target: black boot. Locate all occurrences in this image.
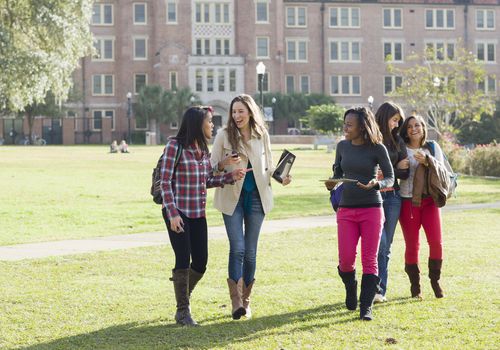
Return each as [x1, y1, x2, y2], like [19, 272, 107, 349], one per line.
[170, 269, 198, 326]
[404, 264, 422, 298]
[188, 267, 204, 299]
[337, 266, 358, 311]
[428, 259, 444, 298]
[359, 274, 380, 321]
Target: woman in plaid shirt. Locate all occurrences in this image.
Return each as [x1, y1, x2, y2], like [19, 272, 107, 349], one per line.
[160, 106, 247, 326]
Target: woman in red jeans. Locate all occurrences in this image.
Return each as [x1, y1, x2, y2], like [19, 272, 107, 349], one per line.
[399, 115, 445, 299]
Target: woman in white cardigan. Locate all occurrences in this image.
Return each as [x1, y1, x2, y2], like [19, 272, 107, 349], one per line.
[211, 94, 291, 320]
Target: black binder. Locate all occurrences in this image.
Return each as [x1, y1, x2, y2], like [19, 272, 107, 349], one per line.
[272, 150, 296, 183]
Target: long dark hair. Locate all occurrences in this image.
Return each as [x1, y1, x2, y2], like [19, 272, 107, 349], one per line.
[400, 115, 428, 148]
[175, 106, 213, 153]
[227, 94, 266, 151]
[375, 101, 405, 151]
[343, 107, 382, 146]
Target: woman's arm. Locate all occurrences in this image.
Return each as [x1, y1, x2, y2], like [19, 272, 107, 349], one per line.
[160, 140, 180, 219]
[395, 138, 410, 180]
[332, 141, 343, 178]
[377, 144, 395, 189]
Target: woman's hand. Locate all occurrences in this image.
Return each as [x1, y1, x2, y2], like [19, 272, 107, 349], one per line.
[169, 216, 184, 234]
[218, 153, 241, 171]
[414, 151, 428, 166]
[231, 168, 249, 181]
[325, 179, 338, 191]
[282, 175, 292, 186]
[397, 158, 410, 169]
[357, 179, 378, 191]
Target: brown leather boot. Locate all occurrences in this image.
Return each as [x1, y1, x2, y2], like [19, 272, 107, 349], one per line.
[227, 278, 246, 320]
[170, 269, 198, 326]
[404, 264, 422, 298]
[242, 280, 255, 318]
[188, 268, 204, 299]
[428, 259, 444, 298]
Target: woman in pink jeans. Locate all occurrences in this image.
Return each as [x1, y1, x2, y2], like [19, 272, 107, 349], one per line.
[398, 115, 445, 299]
[332, 107, 394, 320]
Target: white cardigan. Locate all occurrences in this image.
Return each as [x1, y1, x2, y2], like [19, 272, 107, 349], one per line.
[210, 127, 274, 215]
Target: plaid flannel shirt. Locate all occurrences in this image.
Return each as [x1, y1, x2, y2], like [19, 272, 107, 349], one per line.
[160, 139, 234, 219]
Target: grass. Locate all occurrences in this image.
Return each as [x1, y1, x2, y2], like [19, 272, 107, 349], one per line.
[0, 208, 498, 349]
[0, 145, 499, 245]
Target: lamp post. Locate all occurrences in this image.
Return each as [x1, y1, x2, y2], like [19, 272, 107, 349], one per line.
[271, 97, 276, 135]
[367, 95, 374, 111]
[256, 61, 266, 110]
[126, 92, 132, 144]
[190, 95, 195, 106]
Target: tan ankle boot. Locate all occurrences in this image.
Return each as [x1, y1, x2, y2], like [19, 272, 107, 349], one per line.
[227, 278, 246, 320]
[242, 280, 255, 318]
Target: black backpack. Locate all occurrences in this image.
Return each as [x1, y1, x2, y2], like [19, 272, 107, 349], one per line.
[151, 144, 183, 204]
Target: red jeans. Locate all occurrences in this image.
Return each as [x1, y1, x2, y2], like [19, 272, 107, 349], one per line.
[399, 197, 443, 264]
[336, 207, 384, 275]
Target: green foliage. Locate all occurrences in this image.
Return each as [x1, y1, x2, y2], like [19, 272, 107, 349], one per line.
[306, 104, 345, 133]
[134, 85, 170, 124]
[458, 101, 500, 145]
[387, 42, 495, 136]
[0, 0, 94, 111]
[467, 142, 500, 177]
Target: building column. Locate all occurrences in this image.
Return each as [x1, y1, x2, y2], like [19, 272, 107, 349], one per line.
[62, 118, 75, 145]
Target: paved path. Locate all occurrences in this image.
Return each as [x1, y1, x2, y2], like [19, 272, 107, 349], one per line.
[0, 202, 498, 261]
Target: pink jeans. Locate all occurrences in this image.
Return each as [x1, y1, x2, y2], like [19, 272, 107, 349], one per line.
[399, 197, 443, 264]
[336, 207, 384, 275]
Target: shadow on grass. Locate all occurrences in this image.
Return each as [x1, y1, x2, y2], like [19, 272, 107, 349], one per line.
[15, 300, 402, 350]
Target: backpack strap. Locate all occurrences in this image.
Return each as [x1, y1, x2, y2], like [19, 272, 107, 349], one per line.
[173, 143, 182, 170]
[425, 141, 436, 157]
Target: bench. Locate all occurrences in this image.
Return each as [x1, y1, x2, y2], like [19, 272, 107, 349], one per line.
[313, 136, 336, 153]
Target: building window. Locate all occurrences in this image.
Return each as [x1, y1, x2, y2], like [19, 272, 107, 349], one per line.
[134, 74, 147, 94]
[329, 7, 360, 28]
[92, 37, 114, 61]
[383, 8, 402, 28]
[300, 75, 310, 94]
[478, 75, 497, 94]
[92, 110, 114, 130]
[256, 1, 269, 23]
[214, 3, 230, 24]
[425, 9, 454, 29]
[133, 3, 147, 24]
[425, 41, 455, 61]
[166, 0, 177, 23]
[218, 69, 226, 91]
[286, 7, 307, 27]
[195, 3, 210, 23]
[92, 75, 114, 96]
[207, 69, 214, 92]
[330, 75, 360, 95]
[169, 71, 178, 90]
[383, 41, 403, 62]
[215, 39, 230, 55]
[195, 38, 211, 55]
[134, 37, 148, 60]
[286, 75, 295, 93]
[195, 69, 203, 92]
[384, 75, 403, 95]
[286, 39, 308, 62]
[256, 37, 269, 58]
[92, 3, 113, 25]
[330, 40, 361, 62]
[476, 9, 495, 30]
[229, 69, 236, 92]
[476, 42, 496, 63]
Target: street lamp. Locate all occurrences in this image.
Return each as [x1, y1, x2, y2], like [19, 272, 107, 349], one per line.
[256, 61, 266, 110]
[271, 97, 276, 135]
[433, 76, 441, 88]
[367, 95, 374, 111]
[190, 95, 195, 106]
[126, 92, 132, 144]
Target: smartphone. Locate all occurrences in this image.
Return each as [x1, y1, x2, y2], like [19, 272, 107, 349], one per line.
[231, 150, 239, 159]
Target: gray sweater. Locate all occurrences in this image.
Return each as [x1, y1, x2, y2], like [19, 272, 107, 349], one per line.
[333, 140, 395, 208]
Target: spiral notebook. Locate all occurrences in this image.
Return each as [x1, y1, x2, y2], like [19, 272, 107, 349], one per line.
[272, 150, 296, 183]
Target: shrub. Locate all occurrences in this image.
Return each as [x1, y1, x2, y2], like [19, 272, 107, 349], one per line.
[439, 138, 468, 174]
[466, 142, 500, 177]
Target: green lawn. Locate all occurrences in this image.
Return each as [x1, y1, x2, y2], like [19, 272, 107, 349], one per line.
[1, 145, 499, 245]
[0, 208, 498, 349]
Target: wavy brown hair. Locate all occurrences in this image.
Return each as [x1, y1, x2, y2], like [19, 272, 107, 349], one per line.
[226, 94, 266, 150]
[375, 101, 405, 151]
[400, 115, 428, 148]
[343, 107, 382, 146]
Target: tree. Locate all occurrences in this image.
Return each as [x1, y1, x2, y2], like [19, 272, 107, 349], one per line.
[458, 100, 500, 145]
[164, 87, 199, 123]
[387, 43, 495, 137]
[134, 85, 170, 138]
[0, 0, 94, 111]
[307, 104, 345, 134]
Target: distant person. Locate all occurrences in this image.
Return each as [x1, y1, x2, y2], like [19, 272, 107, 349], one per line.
[160, 106, 246, 326]
[9, 128, 17, 144]
[398, 115, 447, 299]
[211, 94, 291, 321]
[373, 102, 409, 303]
[110, 140, 118, 153]
[330, 107, 394, 321]
[119, 140, 129, 153]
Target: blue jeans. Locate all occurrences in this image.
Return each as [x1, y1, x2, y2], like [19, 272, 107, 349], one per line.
[223, 189, 265, 286]
[377, 190, 402, 296]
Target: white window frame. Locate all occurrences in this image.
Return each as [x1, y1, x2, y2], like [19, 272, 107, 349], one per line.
[300, 75, 310, 94]
[195, 3, 210, 23]
[286, 38, 308, 63]
[166, 0, 178, 24]
[286, 6, 307, 28]
[92, 3, 113, 26]
[92, 74, 114, 96]
[425, 40, 456, 61]
[214, 38, 230, 55]
[214, 3, 230, 24]
[478, 75, 497, 94]
[133, 3, 147, 25]
[256, 0, 269, 23]
[286, 75, 295, 94]
[383, 41, 404, 62]
[329, 39, 362, 62]
[330, 75, 361, 96]
[169, 71, 178, 90]
[134, 73, 148, 95]
[383, 75, 403, 95]
[170, 121, 179, 130]
[383, 8, 402, 29]
[476, 9, 495, 30]
[425, 8, 455, 30]
[133, 36, 148, 60]
[91, 109, 115, 131]
[329, 7, 360, 28]
[476, 41, 497, 63]
[256, 37, 270, 59]
[92, 37, 115, 61]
